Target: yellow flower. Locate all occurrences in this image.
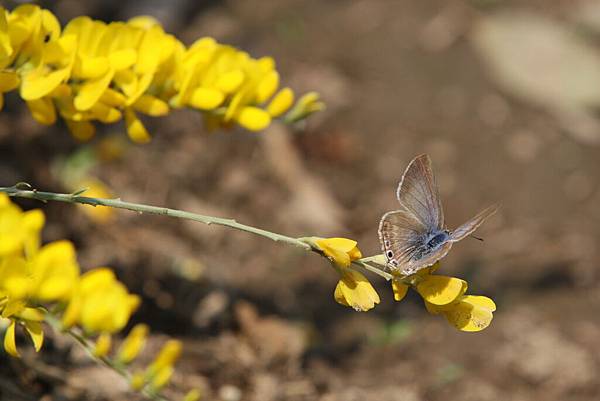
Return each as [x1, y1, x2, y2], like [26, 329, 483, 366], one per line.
[0, 193, 44, 257]
[334, 269, 380, 312]
[391, 279, 409, 302]
[147, 339, 182, 375]
[62, 268, 140, 334]
[426, 295, 496, 332]
[284, 91, 325, 123]
[117, 323, 149, 364]
[314, 237, 362, 268]
[267, 87, 294, 117]
[29, 240, 80, 301]
[2, 307, 45, 357]
[415, 275, 467, 306]
[150, 365, 174, 391]
[93, 333, 112, 357]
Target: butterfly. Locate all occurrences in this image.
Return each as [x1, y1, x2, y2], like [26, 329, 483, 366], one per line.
[378, 154, 498, 276]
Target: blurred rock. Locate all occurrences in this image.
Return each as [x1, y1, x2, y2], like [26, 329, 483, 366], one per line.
[471, 10, 600, 145]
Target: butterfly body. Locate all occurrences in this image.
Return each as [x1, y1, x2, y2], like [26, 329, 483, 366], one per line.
[378, 154, 498, 276]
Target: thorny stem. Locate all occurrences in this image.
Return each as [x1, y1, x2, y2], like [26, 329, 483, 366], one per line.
[44, 313, 168, 401]
[0, 185, 393, 280]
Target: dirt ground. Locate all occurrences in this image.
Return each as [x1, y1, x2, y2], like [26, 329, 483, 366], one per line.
[2, 0, 600, 400]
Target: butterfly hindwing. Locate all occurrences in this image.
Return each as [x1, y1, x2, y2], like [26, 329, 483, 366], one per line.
[378, 209, 427, 271]
[396, 154, 444, 231]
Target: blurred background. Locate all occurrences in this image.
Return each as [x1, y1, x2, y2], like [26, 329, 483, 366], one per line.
[2, 0, 600, 400]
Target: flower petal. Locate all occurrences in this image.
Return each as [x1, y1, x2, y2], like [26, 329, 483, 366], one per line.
[416, 275, 467, 306]
[235, 106, 271, 131]
[24, 320, 43, 352]
[391, 279, 409, 302]
[93, 333, 112, 357]
[188, 87, 224, 110]
[4, 320, 19, 357]
[124, 108, 151, 143]
[267, 87, 294, 117]
[443, 296, 496, 332]
[337, 270, 380, 312]
[26, 98, 56, 125]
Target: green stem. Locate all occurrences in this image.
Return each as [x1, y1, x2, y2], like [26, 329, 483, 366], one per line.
[0, 186, 310, 250]
[0, 185, 392, 280]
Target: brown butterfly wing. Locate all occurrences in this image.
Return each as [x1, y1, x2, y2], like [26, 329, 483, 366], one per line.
[450, 204, 499, 242]
[396, 154, 444, 231]
[378, 209, 427, 272]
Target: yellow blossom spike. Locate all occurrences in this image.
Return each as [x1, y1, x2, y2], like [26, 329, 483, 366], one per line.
[443, 295, 496, 332]
[93, 333, 112, 357]
[267, 87, 294, 117]
[314, 237, 362, 268]
[4, 320, 19, 357]
[124, 108, 151, 143]
[416, 275, 467, 306]
[24, 320, 43, 352]
[391, 279, 409, 302]
[334, 269, 380, 312]
[117, 323, 149, 364]
[235, 106, 271, 131]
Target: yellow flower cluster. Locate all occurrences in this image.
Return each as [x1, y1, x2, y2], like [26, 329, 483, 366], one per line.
[313, 238, 496, 332]
[0, 193, 139, 356]
[0, 4, 323, 143]
[392, 263, 496, 332]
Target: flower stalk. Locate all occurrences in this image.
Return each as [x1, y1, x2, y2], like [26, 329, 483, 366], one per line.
[0, 185, 393, 280]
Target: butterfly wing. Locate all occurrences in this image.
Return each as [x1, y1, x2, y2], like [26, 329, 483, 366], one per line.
[378, 209, 427, 272]
[402, 241, 453, 275]
[450, 204, 499, 242]
[396, 154, 444, 231]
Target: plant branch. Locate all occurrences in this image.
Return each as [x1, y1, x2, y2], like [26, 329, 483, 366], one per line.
[0, 185, 392, 280]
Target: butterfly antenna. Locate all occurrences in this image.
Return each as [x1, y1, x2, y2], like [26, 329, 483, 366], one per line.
[470, 235, 484, 242]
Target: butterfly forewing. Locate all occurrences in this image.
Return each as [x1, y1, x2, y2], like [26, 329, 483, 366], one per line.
[378, 209, 427, 271]
[396, 154, 444, 231]
[450, 204, 499, 242]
